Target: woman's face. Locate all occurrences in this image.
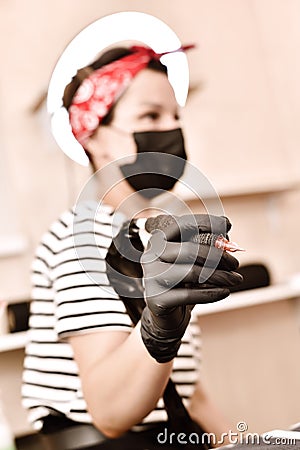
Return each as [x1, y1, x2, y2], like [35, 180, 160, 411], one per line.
[85, 68, 181, 169]
[112, 68, 180, 133]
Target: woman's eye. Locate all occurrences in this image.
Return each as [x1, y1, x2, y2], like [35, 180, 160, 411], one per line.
[141, 112, 160, 121]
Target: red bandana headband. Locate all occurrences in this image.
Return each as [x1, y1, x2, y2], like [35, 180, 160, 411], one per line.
[69, 44, 195, 145]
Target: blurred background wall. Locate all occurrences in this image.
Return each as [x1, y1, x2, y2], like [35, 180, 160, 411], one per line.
[0, 0, 299, 439]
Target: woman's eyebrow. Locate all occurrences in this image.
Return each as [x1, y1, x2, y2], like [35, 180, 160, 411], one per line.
[139, 102, 162, 109]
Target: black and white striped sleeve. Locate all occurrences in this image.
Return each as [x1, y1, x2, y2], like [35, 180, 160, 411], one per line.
[49, 205, 133, 339]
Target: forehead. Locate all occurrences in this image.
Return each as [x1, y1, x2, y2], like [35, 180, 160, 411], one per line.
[117, 68, 178, 109]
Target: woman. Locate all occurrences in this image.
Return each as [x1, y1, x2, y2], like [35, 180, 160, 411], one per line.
[22, 44, 241, 449]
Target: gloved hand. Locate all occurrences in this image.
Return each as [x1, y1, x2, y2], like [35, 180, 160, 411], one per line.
[140, 214, 243, 363]
[105, 219, 146, 321]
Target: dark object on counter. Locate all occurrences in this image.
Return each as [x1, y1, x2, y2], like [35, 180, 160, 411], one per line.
[7, 301, 30, 333]
[229, 263, 271, 293]
[40, 415, 106, 450]
[16, 433, 42, 450]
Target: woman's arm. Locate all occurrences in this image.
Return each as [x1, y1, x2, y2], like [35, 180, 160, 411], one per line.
[69, 321, 172, 438]
[188, 379, 233, 447]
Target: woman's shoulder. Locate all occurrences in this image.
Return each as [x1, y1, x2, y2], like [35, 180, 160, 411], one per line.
[43, 201, 113, 235]
[36, 200, 126, 255]
[71, 200, 115, 223]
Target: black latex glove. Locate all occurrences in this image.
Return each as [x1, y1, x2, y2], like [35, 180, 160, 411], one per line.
[140, 214, 243, 363]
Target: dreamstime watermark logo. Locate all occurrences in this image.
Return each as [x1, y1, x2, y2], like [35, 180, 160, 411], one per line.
[156, 421, 298, 446]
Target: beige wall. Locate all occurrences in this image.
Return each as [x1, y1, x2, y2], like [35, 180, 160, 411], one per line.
[0, 0, 299, 437]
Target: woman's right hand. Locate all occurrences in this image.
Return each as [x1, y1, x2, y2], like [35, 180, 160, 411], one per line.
[140, 214, 243, 363]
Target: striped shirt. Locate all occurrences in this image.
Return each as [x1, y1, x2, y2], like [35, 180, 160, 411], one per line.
[22, 201, 202, 429]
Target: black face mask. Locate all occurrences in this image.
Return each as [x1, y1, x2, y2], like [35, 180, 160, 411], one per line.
[120, 128, 187, 199]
